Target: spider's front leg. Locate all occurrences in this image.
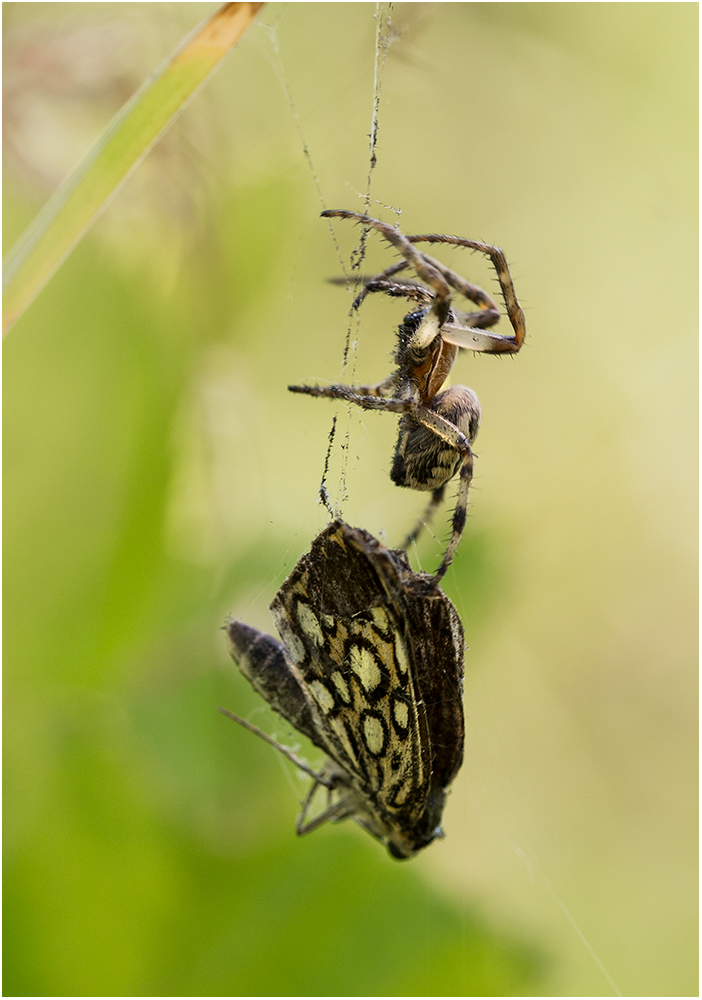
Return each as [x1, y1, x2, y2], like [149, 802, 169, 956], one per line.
[409, 234, 526, 354]
[288, 381, 407, 406]
[321, 210, 453, 348]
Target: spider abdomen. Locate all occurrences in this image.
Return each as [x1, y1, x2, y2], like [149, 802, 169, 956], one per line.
[391, 386, 481, 491]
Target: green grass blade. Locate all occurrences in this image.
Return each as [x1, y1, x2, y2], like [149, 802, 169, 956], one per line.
[3, 1, 265, 336]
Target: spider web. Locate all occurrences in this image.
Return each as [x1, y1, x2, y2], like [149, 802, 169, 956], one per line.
[261, 2, 398, 521]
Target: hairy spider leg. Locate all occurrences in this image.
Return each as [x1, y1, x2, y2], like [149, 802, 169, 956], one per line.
[408, 234, 526, 353]
[392, 384, 480, 580]
[350, 260, 412, 309]
[407, 242, 500, 316]
[358, 277, 435, 307]
[322, 211, 525, 352]
[357, 274, 501, 331]
[434, 450, 474, 582]
[326, 214, 508, 340]
[321, 210, 452, 349]
[326, 261, 413, 307]
[341, 374, 398, 398]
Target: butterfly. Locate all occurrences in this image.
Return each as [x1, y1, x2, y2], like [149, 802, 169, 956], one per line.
[221, 519, 465, 858]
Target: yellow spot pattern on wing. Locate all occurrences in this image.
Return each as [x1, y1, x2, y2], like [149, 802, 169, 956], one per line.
[331, 671, 350, 703]
[363, 715, 385, 755]
[394, 701, 409, 729]
[297, 602, 324, 646]
[310, 679, 334, 713]
[395, 635, 410, 675]
[349, 644, 381, 692]
[371, 607, 389, 630]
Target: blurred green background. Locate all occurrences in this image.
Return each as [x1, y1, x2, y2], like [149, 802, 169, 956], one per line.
[3, 3, 697, 996]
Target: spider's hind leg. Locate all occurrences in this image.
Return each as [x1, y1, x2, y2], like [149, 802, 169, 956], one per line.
[433, 452, 474, 583]
[400, 385, 481, 583]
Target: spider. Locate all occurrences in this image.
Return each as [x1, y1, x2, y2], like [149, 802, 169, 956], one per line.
[289, 210, 526, 583]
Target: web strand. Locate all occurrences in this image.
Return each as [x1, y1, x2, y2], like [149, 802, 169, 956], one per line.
[260, 7, 394, 515]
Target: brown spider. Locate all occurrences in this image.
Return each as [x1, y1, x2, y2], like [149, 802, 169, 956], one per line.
[289, 210, 526, 583]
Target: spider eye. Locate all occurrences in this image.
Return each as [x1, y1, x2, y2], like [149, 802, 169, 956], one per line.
[401, 309, 426, 329]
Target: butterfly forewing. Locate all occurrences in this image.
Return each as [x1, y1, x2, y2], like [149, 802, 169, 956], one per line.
[273, 556, 431, 827]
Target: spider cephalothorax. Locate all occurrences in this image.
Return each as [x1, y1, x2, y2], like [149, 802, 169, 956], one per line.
[290, 210, 526, 583]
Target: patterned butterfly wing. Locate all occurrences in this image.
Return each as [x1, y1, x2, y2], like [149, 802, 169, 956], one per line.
[226, 519, 465, 858]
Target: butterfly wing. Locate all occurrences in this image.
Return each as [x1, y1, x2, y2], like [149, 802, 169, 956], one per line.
[271, 521, 434, 830]
[225, 618, 325, 751]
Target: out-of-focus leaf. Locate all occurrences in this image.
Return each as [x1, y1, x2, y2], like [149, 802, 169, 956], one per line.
[2, 2, 265, 336]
